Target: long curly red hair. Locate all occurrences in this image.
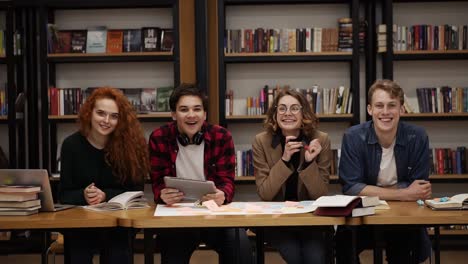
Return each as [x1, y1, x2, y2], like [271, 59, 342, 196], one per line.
[78, 87, 149, 185]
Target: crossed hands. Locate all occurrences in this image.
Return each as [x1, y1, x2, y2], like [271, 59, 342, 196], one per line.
[161, 187, 226, 206]
[84, 183, 106, 205]
[282, 136, 322, 163]
[403, 180, 432, 201]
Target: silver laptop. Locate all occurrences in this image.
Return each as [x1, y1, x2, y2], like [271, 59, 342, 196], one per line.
[0, 169, 75, 212]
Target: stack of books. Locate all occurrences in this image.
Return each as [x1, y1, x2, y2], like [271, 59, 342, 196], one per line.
[313, 195, 381, 217]
[0, 185, 42, 216]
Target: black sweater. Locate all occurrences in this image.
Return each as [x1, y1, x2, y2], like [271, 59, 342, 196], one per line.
[59, 132, 143, 205]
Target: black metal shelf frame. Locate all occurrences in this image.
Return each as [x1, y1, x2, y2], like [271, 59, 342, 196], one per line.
[33, 0, 181, 172]
[217, 0, 361, 127]
[1, 1, 26, 169]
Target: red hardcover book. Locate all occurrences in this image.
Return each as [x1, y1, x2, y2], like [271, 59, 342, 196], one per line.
[436, 148, 444, 174]
[314, 197, 362, 216]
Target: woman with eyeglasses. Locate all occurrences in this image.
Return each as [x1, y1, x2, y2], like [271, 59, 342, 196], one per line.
[252, 88, 332, 264]
[59, 87, 149, 264]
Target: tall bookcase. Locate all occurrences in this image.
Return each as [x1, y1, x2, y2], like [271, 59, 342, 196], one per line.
[0, 1, 25, 169]
[217, 0, 361, 182]
[33, 0, 180, 172]
[380, 0, 468, 185]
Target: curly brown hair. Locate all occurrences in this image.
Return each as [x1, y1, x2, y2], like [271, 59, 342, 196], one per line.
[78, 87, 149, 185]
[264, 88, 318, 138]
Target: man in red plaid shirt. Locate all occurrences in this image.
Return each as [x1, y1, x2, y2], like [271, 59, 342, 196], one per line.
[149, 84, 252, 264]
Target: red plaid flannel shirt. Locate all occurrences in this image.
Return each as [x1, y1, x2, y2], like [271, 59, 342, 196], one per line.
[149, 121, 236, 204]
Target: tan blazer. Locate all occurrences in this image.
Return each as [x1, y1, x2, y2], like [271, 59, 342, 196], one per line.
[252, 130, 331, 201]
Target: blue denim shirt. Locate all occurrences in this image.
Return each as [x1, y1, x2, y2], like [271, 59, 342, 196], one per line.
[339, 120, 429, 195]
[339, 120, 431, 261]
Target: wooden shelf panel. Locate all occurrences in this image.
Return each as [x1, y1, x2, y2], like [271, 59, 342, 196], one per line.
[47, 52, 174, 63]
[402, 113, 468, 117]
[235, 176, 255, 182]
[428, 229, 468, 236]
[395, 50, 468, 55]
[225, 0, 352, 4]
[401, 113, 468, 121]
[429, 174, 468, 180]
[224, 52, 352, 63]
[28, 0, 174, 9]
[394, 50, 468, 60]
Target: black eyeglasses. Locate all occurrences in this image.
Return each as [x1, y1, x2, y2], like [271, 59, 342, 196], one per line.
[276, 104, 302, 114]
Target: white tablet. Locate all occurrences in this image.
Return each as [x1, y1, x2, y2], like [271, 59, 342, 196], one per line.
[163, 177, 216, 201]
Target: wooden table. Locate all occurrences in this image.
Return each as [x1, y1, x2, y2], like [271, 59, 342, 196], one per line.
[362, 201, 468, 264]
[0, 208, 119, 264]
[107, 205, 347, 264]
[0, 208, 118, 229]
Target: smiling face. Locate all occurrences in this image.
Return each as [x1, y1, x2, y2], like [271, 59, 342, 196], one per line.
[172, 95, 207, 141]
[367, 88, 404, 138]
[90, 98, 119, 139]
[276, 95, 303, 137]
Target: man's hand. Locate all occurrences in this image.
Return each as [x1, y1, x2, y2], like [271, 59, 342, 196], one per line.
[202, 188, 225, 206]
[304, 139, 322, 162]
[403, 180, 432, 201]
[84, 183, 106, 205]
[160, 188, 184, 205]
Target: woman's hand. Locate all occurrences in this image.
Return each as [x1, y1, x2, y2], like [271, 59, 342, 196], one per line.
[84, 183, 106, 205]
[304, 139, 322, 162]
[282, 136, 303, 162]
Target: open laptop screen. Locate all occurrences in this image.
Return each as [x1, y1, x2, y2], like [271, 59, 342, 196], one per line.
[0, 169, 70, 212]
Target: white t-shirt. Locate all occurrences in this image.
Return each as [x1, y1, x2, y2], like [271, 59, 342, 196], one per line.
[176, 140, 205, 181]
[377, 141, 398, 187]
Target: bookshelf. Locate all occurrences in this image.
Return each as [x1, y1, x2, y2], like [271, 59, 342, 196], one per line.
[36, 0, 180, 172]
[216, 0, 361, 180]
[0, 1, 25, 169]
[379, 1, 468, 185]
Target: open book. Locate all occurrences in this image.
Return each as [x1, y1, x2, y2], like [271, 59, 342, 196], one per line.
[425, 194, 468, 210]
[313, 195, 380, 217]
[85, 191, 149, 211]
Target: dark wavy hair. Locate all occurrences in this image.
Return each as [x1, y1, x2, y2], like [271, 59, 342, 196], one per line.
[169, 83, 208, 112]
[78, 87, 149, 185]
[264, 88, 318, 138]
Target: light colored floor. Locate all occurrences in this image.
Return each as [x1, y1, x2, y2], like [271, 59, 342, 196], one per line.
[1, 250, 468, 264]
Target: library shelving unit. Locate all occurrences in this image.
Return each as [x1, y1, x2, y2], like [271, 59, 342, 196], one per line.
[217, 0, 361, 181]
[0, 1, 25, 168]
[34, 0, 180, 172]
[380, 0, 468, 182]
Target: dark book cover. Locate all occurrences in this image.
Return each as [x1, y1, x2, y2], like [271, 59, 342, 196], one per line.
[71, 30, 87, 53]
[142, 27, 161, 52]
[123, 29, 142, 52]
[459, 146, 467, 174]
[160, 28, 174, 52]
[56, 31, 72, 53]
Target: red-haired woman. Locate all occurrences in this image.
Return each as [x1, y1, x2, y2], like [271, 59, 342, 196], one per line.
[60, 87, 149, 264]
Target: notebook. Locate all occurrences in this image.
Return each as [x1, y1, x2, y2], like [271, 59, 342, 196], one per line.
[0, 169, 75, 212]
